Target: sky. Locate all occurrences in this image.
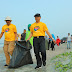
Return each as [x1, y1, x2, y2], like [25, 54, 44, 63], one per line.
[0, 0, 72, 43]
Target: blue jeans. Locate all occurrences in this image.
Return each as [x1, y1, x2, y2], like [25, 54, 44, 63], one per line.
[67, 41, 71, 49]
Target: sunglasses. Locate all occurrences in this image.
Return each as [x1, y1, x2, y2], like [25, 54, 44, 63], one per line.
[6, 20, 11, 21]
[6, 20, 11, 22]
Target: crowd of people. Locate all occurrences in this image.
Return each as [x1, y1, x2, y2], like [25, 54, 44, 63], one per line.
[0, 13, 71, 69]
[18, 31, 60, 51]
[45, 33, 72, 51]
[45, 35, 60, 51]
[0, 13, 56, 69]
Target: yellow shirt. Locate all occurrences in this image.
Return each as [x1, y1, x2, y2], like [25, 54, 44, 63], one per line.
[30, 22, 48, 37]
[2, 24, 17, 41]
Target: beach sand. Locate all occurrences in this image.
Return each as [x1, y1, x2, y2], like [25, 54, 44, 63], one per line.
[0, 43, 72, 72]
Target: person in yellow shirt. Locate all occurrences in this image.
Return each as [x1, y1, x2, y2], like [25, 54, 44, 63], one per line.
[0, 16, 17, 67]
[26, 13, 56, 69]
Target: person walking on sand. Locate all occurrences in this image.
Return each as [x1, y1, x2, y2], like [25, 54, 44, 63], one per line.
[26, 13, 56, 69]
[71, 35, 72, 42]
[67, 33, 71, 49]
[51, 34, 56, 51]
[0, 16, 17, 67]
[48, 37, 51, 50]
[56, 36, 61, 46]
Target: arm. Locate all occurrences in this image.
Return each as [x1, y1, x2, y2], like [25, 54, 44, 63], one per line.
[21, 34, 22, 40]
[46, 30, 53, 39]
[43, 24, 55, 40]
[26, 32, 33, 41]
[46, 30, 56, 44]
[13, 25, 18, 41]
[14, 32, 18, 41]
[0, 26, 4, 39]
[0, 32, 4, 39]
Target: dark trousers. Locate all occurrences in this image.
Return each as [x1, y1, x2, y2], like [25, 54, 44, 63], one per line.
[33, 37, 46, 66]
[48, 40, 51, 50]
[51, 41, 55, 51]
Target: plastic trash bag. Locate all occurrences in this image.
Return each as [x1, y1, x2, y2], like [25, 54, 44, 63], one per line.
[8, 41, 33, 68]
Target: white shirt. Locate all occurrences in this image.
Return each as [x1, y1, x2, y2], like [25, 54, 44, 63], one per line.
[67, 35, 71, 41]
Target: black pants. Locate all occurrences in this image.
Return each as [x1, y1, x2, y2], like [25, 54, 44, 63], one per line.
[48, 40, 51, 50]
[51, 41, 55, 51]
[33, 37, 46, 66]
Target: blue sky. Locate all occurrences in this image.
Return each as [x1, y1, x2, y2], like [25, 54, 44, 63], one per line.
[0, 0, 72, 43]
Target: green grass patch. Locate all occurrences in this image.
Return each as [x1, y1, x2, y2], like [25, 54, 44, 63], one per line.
[51, 51, 72, 72]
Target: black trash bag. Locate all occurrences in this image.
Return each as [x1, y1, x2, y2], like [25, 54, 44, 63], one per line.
[8, 41, 33, 68]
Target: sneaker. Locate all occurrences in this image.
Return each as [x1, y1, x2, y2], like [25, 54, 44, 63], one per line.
[48, 49, 49, 50]
[4, 64, 8, 67]
[43, 61, 46, 66]
[35, 65, 42, 69]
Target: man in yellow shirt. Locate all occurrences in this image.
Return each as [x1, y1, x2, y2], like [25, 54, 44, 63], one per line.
[26, 13, 56, 69]
[0, 16, 17, 66]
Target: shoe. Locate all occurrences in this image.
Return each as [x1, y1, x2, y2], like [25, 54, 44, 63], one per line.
[48, 49, 49, 50]
[35, 65, 42, 69]
[4, 64, 8, 67]
[43, 61, 46, 66]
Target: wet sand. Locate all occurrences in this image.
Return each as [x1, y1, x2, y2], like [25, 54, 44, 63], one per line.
[0, 43, 72, 72]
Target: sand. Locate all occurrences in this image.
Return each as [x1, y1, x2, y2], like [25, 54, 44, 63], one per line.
[0, 43, 72, 72]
